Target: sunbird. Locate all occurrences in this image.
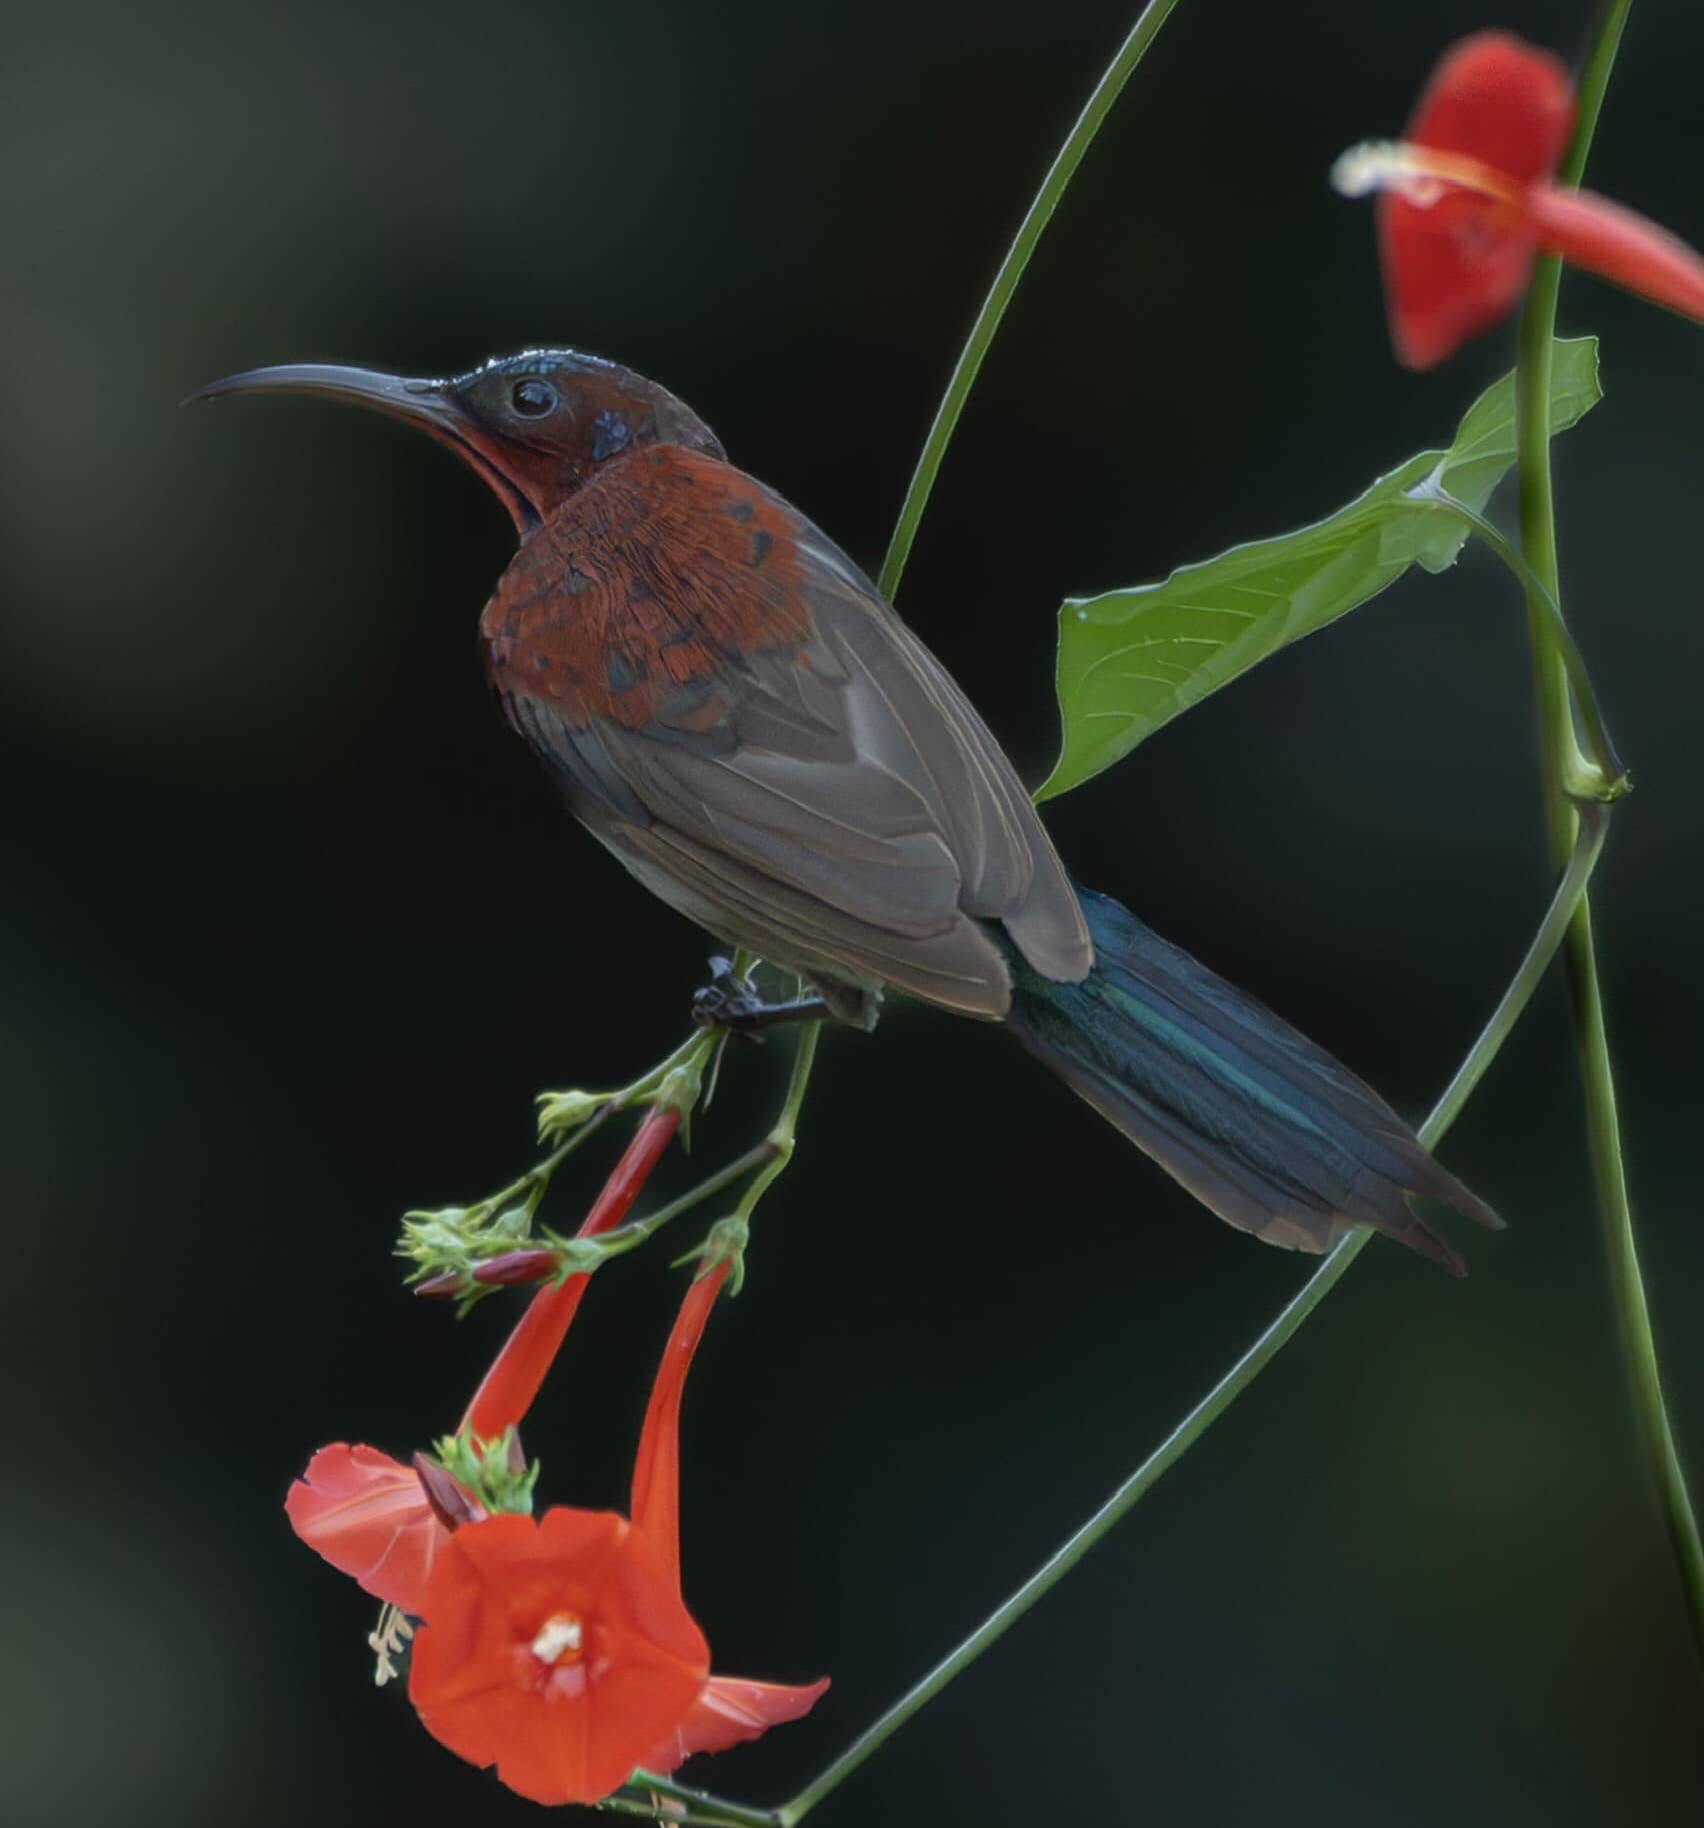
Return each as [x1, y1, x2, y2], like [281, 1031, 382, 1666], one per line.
[198, 349, 1498, 1271]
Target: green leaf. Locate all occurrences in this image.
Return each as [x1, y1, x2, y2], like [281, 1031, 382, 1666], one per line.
[1038, 336, 1602, 802]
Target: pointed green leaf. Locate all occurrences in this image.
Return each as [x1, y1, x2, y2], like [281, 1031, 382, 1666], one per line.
[1038, 336, 1601, 802]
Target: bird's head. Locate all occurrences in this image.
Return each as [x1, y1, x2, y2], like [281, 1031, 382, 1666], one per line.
[193, 348, 723, 533]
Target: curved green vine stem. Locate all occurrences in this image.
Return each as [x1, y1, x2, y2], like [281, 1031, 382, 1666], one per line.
[875, 0, 1184, 600]
[1513, 0, 1704, 1666]
[606, 808, 1605, 1828]
[768, 804, 1606, 1825]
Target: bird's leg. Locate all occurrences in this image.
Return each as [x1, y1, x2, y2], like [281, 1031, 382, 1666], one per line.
[691, 956, 834, 1039]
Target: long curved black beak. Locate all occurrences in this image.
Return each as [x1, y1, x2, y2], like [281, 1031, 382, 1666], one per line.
[190, 362, 539, 532]
[190, 362, 457, 427]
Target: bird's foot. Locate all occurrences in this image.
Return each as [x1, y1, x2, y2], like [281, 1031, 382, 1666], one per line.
[691, 956, 832, 1040]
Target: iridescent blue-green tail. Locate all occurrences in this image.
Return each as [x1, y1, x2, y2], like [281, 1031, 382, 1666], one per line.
[1002, 886, 1501, 1273]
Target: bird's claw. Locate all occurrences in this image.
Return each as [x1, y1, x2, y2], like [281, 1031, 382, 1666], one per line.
[691, 956, 770, 1042]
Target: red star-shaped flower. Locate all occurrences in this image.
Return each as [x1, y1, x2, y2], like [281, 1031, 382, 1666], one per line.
[1336, 31, 1704, 368]
[408, 1506, 710, 1805]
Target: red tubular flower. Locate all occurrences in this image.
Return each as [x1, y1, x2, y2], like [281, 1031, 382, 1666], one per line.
[461, 1104, 682, 1440]
[287, 1108, 680, 1615]
[624, 1260, 830, 1776]
[1336, 31, 1704, 368]
[627, 1259, 728, 1584]
[409, 1257, 827, 1802]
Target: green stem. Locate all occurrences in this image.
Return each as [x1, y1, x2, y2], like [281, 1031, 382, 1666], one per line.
[773, 809, 1605, 1825]
[600, 1799, 749, 1828]
[1565, 1, 1633, 190]
[561, 1140, 783, 1270]
[1418, 803, 1607, 1148]
[486, 1101, 616, 1214]
[732, 1020, 821, 1223]
[1513, 0, 1704, 1665]
[875, 0, 1184, 600]
[617, 1773, 778, 1828]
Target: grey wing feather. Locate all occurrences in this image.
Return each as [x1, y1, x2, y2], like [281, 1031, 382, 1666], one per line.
[509, 501, 1091, 1016]
[619, 819, 1017, 1015]
[794, 532, 1090, 981]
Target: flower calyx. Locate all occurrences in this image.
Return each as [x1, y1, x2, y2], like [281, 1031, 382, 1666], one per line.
[430, 1426, 539, 1517]
[673, 1215, 750, 1296]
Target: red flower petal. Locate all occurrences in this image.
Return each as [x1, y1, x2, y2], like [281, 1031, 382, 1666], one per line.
[1378, 32, 1574, 368]
[1524, 182, 1704, 327]
[1405, 31, 1574, 184]
[410, 1507, 710, 1805]
[461, 1106, 681, 1441]
[646, 1674, 831, 1774]
[629, 1262, 730, 1594]
[285, 1443, 449, 1616]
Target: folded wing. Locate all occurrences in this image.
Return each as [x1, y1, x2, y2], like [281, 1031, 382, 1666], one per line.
[483, 445, 1090, 1014]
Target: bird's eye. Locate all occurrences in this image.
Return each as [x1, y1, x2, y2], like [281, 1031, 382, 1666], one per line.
[511, 378, 557, 417]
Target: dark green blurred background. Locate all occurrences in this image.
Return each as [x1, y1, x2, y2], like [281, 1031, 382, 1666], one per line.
[4, 1, 1702, 1822]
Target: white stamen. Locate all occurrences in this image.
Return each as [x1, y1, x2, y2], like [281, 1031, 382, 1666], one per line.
[1331, 140, 1431, 201]
[531, 1614, 584, 1663]
[1331, 139, 1516, 211]
[368, 1603, 415, 1687]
